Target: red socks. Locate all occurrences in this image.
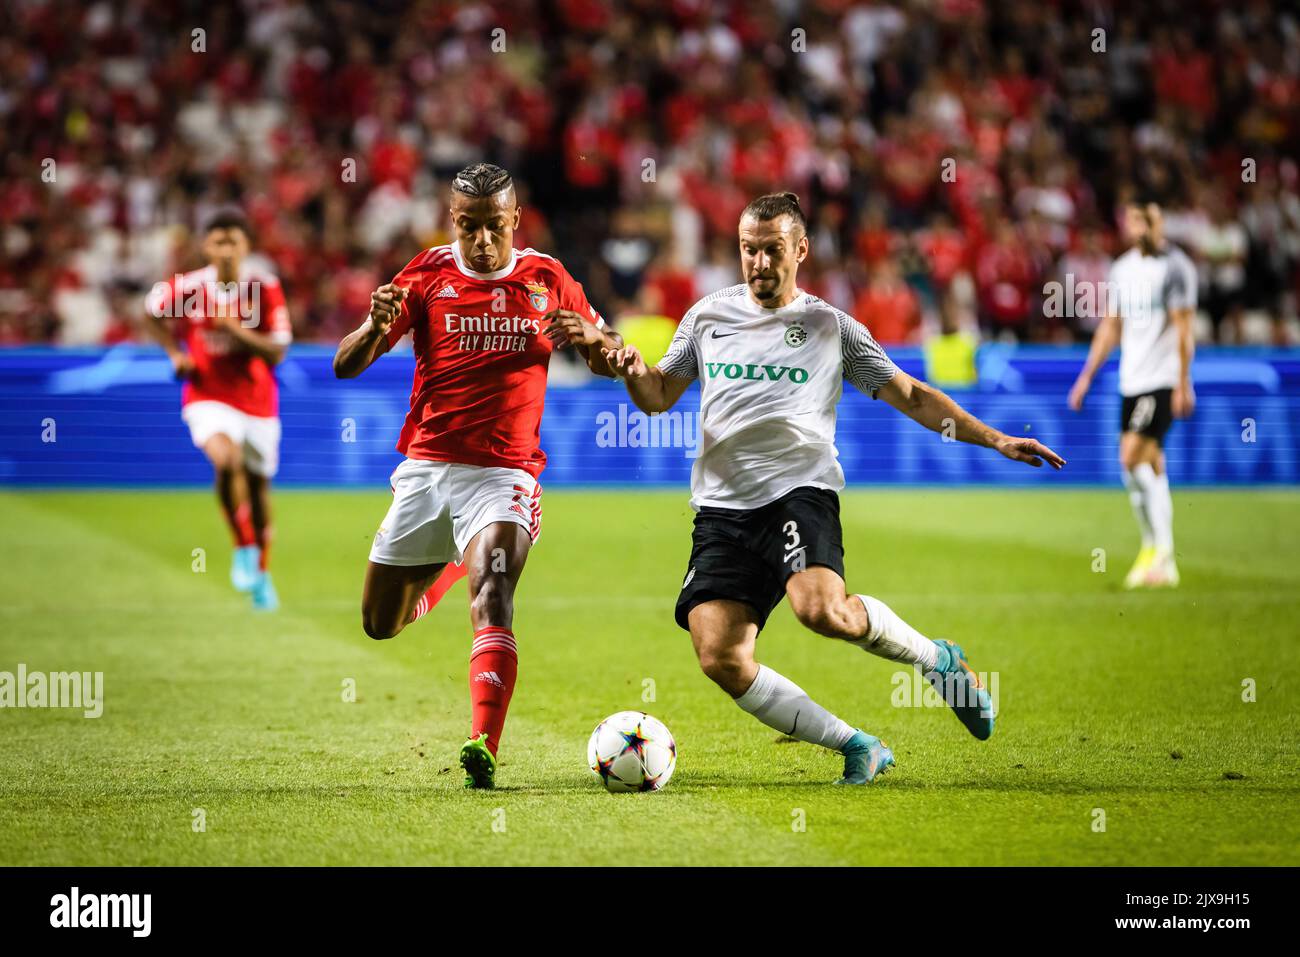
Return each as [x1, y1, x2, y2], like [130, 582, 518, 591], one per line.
[225, 503, 268, 570]
[407, 562, 468, 624]
[256, 523, 272, 571]
[227, 502, 257, 547]
[400, 573, 518, 759]
[469, 627, 518, 757]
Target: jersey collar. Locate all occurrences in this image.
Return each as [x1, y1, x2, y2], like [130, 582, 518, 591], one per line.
[450, 242, 518, 280]
[745, 287, 809, 312]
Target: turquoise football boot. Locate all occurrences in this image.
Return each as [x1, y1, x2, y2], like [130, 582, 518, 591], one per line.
[251, 572, 279, 611]
[835, 730, 895, 785]
[927, 639, 995, 740]
[231, 545, 261, 592]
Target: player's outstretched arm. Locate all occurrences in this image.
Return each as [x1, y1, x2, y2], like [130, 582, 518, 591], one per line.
[602, 345, 692, 414]
[1171, 306, 1196, 418]
[542, 309, 624, 378]
[334, 284, 406, 378]
[1068, 313, 1120, 411]
[878, 371, 1066, 469]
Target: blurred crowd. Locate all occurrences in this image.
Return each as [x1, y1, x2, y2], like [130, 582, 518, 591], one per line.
[2, 0, 1299, 350]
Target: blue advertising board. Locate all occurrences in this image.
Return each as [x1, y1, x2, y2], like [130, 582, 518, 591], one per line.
[0, 345, 1296, 487]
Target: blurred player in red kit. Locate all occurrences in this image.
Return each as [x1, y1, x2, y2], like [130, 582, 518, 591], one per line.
[333, 163, 621, 788]
[146, 209, 291, 611]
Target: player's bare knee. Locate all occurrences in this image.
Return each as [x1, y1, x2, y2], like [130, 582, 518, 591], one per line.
[697, 650, 747, 694]
[204, 436, 240, 473]
[213, 450, 243, 476]
[1119, 435, 1151, 472]
[362, 610, 401, 641]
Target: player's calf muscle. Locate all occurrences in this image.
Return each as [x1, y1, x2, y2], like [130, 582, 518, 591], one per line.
[786, 574, 865, 640]
[463, 523, 530, 629]
[792, 599, 861, 639]
[469, 576, 515, 629]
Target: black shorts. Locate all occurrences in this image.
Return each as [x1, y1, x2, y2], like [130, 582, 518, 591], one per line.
[1121, 389, 1174, 444]
[674, 486, 845, 633]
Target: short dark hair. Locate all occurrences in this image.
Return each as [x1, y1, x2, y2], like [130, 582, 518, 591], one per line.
[741, 192, 807, 233]
[451, 162, 514, 198]
[203, 207, 251, 237]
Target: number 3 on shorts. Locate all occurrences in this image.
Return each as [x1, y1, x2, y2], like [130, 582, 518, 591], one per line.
[1129, 395, 1156, 431]
[783, 519, 806, 573]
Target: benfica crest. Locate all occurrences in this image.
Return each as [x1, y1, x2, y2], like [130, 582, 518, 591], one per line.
[525, 282, 549, 312]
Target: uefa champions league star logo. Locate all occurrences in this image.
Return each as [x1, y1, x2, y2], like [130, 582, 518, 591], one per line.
[784, 323, 807, 347]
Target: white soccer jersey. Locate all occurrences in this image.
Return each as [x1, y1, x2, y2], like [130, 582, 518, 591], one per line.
[1109, 244, 1197, 396]
[657, 284, 900, 510]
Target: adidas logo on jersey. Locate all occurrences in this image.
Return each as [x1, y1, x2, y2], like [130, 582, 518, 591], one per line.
[436, 284, 459, 298]
[473, 671, 506, 688]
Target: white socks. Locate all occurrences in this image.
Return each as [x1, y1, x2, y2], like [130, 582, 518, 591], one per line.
[731, 596, 941, 754]
[1149, 469, 1174, 551]
[731, 599, 945, 754]
[851, 595, 940, 670]
[1122, 468, 1155, 548]
[734, 664, 856, 751]
[1130, 463, 1174, 551]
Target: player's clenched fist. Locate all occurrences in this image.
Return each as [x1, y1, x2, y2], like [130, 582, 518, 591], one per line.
[601, 345, 648, 379]
[368, 284, 408, 336]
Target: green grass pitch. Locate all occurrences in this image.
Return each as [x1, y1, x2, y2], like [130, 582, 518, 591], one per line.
[1, 487, 1297, 866]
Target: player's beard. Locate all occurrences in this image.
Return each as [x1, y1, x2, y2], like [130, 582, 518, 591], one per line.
[749, 275, 779, 301]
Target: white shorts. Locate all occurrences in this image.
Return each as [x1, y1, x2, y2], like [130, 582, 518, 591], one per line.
[182, 400, 281, 477]
[368, 458, 542, 567]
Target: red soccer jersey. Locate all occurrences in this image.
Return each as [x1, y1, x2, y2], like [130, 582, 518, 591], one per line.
[147, 263, 292, 418]
[384, 243, 605, 477]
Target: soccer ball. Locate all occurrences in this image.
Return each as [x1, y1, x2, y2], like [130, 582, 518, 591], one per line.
[587, 711, 677, 793]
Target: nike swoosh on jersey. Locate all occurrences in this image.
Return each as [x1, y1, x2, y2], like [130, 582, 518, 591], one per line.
[710, 330, 739, 338]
